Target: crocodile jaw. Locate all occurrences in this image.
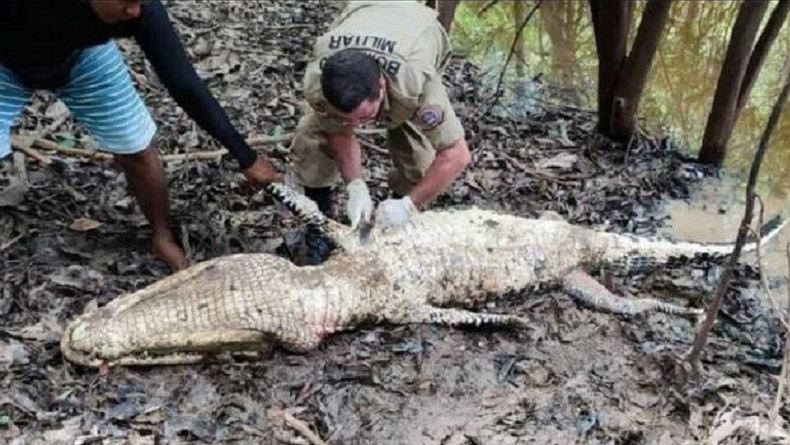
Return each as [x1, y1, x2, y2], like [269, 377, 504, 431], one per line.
[61, 306, 278, 367]
[61, 313, 128, 367]
[61, 318, 277, 367]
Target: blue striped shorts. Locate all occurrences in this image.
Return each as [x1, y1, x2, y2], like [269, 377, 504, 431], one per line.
[0, 40, 156, 159]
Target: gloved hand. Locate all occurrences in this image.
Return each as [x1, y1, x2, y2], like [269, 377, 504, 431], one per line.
[345, 178, 373, 229]
[374, 196, 417, 228]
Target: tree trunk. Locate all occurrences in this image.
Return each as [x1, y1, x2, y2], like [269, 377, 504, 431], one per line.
[737, 0, 790, 112]
[608, 0, 672, 140]
[426, 0, 437, 10]
[698, 0, 769, 166]
[513, 1, 529, 96]
[589, 0, 630, 134]
[514, 1, 527, 78]
[438, 0, 460, 33]
[541, 0, 574, 88]
[682, 1, 699, 40]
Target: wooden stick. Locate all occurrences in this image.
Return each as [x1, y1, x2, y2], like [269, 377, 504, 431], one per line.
[0, 233, 26, 252]
[687, 60, 790, 375]
[281, 410, 329, 445]
[750, 198, 790, 427]
[25, 142, 228, 163]
[10, 136, 53, 166]
[11, 128, 388, 165]
[12, 152, 27, 184]
[480, 0, 500, 15]
[162, 150, 229, 162]
[769, 241, 790, 427]
[30, 138, 113, 161]
[785, 241, 790, 409]
[484, 0, 542, 116]
[750, 198, 790, 330]
[355, 128, 387, 136]
[247, 127, 385, 146]
[246, 132, 296, 146]
[268, 408, 329, 445]
[358, 138, 389, 155]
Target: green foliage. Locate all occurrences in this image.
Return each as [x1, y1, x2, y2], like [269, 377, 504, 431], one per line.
[452, 1, 545, 72]
[450, 0, 790, 194]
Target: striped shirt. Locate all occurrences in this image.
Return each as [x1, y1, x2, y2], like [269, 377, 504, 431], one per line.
[0, 0, 258, 169]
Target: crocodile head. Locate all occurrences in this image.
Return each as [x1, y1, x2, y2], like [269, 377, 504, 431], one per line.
[60, 257, 282, 368]
[61, 311, 276, 367]
[60, 308, 138, 367]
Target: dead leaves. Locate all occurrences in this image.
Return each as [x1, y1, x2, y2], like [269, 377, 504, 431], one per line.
[0, 1, 781, 445]
[0, 183, 28, 208]
[696, 407, 790, 444]
[68, 217, 102, 232]
[535, 152, 578, 171]
[1, 313, 63, 344]
[194, 50, 243, 80]
[0, 339, 30, 368]
[0, 154, 29, 208]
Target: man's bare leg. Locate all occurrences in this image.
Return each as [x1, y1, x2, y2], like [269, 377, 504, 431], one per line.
[114, 145, 187, 271]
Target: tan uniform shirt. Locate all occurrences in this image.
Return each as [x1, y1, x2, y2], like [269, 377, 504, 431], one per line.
[301, 0, 465, 151]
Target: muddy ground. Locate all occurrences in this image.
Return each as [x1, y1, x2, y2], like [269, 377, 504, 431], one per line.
[1, 1, 789, 444]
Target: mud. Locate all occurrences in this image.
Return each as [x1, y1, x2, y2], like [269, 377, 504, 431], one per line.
[1, 1, 788, 444]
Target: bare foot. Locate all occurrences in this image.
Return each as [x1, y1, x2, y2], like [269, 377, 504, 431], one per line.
[152, 234, 188, 272]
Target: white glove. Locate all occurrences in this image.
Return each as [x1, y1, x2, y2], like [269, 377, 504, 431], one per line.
[374, 196, 417, 228]
[345, 178, 373, 229]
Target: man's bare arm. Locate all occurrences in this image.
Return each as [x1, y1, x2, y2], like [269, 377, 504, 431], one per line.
[408, 137, 471, 207]
[327, 127, 363, 183]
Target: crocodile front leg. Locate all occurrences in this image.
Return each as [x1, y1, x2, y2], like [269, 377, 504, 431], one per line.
[560, 269, 703, 316]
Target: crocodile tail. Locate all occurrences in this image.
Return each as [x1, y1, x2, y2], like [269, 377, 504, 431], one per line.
[264, 182, 353, 247]
[701, 213, 789, 255]
[743, 213, 790, 253]
[600, 214, 789, 272]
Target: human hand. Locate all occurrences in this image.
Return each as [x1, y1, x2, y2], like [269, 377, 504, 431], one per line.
[374, 196, 417, 228]
[243, 156, 283, 186]
[345, 178, 373, 229]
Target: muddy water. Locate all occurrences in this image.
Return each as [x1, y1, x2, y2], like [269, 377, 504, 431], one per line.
[661, 177, 790, 309]
[452, 1, 790, 186]
[452, 0, 790, 303]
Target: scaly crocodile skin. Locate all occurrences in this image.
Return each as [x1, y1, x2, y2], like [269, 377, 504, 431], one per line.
[60, 184, 787, 367]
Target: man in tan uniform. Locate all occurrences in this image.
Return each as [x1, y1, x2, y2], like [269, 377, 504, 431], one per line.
[289, 0, 471, 234]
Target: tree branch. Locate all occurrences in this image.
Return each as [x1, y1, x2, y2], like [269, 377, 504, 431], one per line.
[608, 0, 672, 139]
[698, 0, 769, 165]
[737, 0, 790, 112]
[688, 60, 790, 375]
[484, 0, 542, 115]
[480, 0, 500, 16]
[589, 0, 631, 133]
[617, 0, 672, 100]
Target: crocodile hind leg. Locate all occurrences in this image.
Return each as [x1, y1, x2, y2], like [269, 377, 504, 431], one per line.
[561, 268, 703, 316]
[404, 304, 531, 329]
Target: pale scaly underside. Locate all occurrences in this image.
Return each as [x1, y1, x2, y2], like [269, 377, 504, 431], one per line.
[60, 184, 787, 367]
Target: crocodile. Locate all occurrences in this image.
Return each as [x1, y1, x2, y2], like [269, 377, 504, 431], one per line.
[60, 183, 787, 368]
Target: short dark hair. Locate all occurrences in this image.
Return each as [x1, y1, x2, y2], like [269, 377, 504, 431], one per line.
[320, 49, 382, 113]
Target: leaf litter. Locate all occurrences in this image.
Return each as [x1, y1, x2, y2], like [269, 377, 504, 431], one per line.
[0, 1, 788, 444]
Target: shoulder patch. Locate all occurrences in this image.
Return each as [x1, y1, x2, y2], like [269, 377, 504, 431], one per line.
[415, 106, 444, 129]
